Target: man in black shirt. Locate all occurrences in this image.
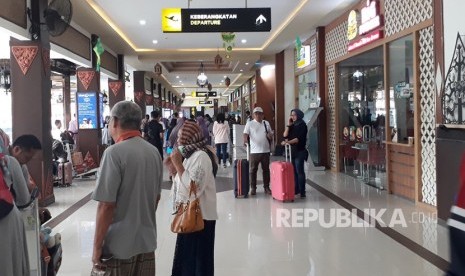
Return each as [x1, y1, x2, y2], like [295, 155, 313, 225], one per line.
[144, 110, 165, 160]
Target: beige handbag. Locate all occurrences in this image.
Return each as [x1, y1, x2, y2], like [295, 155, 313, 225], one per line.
[171, 181, 204, 233]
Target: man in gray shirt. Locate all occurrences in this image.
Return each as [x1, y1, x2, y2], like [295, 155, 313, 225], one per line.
[92, 101, 162, 275]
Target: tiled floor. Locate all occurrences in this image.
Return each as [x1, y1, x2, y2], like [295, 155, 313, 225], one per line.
[43, 162, 449, 276]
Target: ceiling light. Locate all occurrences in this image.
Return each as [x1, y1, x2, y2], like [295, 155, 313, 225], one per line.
[241, 39, 247, 44]
[240, 69, 243, 72]
[176, 76, 179, 78]
[152, 40, 158, 44]
[245, 62, 249, 65]
[223, 75, 227, 78]
[139, 20, 146, 25]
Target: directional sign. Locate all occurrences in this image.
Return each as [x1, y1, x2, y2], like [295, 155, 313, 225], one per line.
[196, 91, 217, 97]
[199, 100, 213, 105]
[162, 8, 271, 33]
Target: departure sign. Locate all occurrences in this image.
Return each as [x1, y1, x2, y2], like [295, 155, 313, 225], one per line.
[196, 91, 217, 97]
[162, 8, 271, 33]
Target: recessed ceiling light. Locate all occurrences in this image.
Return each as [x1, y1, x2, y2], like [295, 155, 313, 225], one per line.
[223, 75, 227, 78]
[152, 40, 158, 44]
[240, 69, 243, 72]
[241, 39, 247, 44]
[245, 62, 249, 65]
[139, 20, 146, 25]
[179, 80, 182, 83]
[176, 76, 179, 79]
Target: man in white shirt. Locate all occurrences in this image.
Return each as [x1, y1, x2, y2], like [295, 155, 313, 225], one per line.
[243, 107, 274, 195]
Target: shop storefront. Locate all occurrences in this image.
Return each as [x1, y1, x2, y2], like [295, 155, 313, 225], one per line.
[325, 0, 437, 205]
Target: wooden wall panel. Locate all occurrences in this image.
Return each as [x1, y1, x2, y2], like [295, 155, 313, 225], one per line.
[50, 26, 91, 61]
[101, 50, 118, 74]
[0, 0, 27, 28]
[388, 144, 415, 200]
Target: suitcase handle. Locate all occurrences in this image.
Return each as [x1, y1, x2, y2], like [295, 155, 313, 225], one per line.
[245, 143, 250, 161]
[285, 143, 292, 162]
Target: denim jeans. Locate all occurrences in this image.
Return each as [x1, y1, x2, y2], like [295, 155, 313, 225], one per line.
[291, 150, 307, 196]
[215, 143, 228, 165]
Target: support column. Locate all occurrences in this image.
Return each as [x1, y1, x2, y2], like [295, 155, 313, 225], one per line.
[10, 39, 54, 206]
[316, 26, 328, 168]
[63, 75, 71, 129]
[133, 71, 146, 115]
[108, 79, 125, 109]
[76, 68, 101, 168]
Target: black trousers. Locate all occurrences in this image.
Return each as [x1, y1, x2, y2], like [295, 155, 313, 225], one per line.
[171, 220, 216, 276]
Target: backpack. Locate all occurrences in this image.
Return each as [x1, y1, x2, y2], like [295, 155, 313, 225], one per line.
[0, 153, 14, 219]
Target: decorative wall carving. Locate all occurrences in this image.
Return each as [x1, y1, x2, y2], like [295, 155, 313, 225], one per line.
[11, 46, 38, 75]
[109, 81, 122, 96]
[442, 33, 465, 124]
[77, 71, 95, 90]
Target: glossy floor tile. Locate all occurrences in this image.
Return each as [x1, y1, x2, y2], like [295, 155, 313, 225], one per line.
[45, 162, 449, 276]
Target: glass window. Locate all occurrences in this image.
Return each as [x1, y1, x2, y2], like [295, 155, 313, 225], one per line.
[388, 35, 414, 143]
[338, 46, 385, 143]
[297, 69, 318, 121]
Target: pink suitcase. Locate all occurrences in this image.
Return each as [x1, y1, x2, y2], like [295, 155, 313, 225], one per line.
[57, 162, 73, 186]
[271, 144, 295, 202]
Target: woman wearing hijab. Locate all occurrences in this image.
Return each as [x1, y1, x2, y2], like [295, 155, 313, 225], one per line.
[168, 117, 187, 149]
[281, 109, 308, 198]
[196, 116, 210, 145]
[165, 120, 218, 276]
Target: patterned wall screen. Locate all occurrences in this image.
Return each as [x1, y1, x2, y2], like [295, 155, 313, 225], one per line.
[325, 21, 349, 63]
[419, 26, 437, 206]
[327, 65, 337, 168]
[384, 0, 433, 37]
[310, 38, 317, 67]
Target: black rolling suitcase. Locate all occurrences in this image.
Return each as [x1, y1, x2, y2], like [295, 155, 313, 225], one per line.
[234, 144, 249, 198]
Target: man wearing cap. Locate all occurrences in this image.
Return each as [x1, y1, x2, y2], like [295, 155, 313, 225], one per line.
[243, 106, 274, 195]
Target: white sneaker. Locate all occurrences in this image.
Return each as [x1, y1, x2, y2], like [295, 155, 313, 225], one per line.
[226, 161, 231, 167]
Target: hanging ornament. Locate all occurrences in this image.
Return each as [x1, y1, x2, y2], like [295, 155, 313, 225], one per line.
[214, 51, 223, 69]
[207, 83, 212, 91]
[154, 63, 162, 76]
[225, 77, 231, 87]
[222, 32, 235, 58]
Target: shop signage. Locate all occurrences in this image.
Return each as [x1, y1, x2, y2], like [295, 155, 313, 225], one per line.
[199, 100, 213, 105]
[196, 91, 217, 97]
[347, 0, 384, 51]
[162, 8, 271, 33]
[297, 45, 311, 69]
[348, 30, 383, 51]
[359, 0, 383, 35]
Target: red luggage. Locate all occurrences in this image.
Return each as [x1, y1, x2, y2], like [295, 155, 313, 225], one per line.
[57, 162, 73, 186]
[271, 144, 295, 202]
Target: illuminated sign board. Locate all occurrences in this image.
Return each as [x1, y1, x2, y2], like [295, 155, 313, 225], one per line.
[348, 30, 383, 51]
[162, 8, 271, 33]
[196, 91, 217, 97]
[199, 100, 213, 105]
[359, 0, 383, 35]
[347, 0, 384, 51]
[297, 45, 311, 69]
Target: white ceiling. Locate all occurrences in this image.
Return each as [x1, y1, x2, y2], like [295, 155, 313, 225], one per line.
[1, 0, 360, 96]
